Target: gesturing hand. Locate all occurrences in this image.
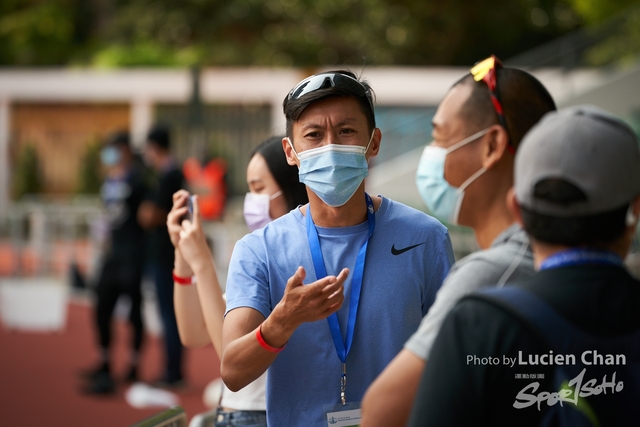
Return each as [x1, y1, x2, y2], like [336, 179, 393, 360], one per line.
[275, 266, 349, 330]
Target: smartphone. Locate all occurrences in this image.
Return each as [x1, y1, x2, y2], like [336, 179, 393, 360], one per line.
[183, 195, 194, 222]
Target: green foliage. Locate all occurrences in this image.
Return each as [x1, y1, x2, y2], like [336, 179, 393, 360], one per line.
[582, 4, 640, 67]
[0, 0, 635, 67]
[92, 40, 205, 67]
[76, 139, 103, 194]
[0, 1, 82, 65]
[83, 0, 586, 67]
[12, 144, 41, 199]
[568, 0, 639, 24]
[564, 0, 640, 69]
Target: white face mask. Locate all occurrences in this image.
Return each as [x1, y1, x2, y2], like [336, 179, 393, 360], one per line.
[415, 127, 491, 224]
[243, 190, 283, 231]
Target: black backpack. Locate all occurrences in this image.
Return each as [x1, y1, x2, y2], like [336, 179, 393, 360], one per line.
[473, 286, 640, 426]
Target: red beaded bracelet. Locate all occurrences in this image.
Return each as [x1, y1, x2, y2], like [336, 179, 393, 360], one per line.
[172, 270, 195, 286]
[255, 323, 286, 353]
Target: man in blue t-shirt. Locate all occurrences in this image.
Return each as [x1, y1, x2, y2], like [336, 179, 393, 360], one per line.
[221, 71, 454, 426]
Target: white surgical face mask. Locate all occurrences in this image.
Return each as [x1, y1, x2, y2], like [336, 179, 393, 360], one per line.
[286, 130, 375, 207]
[243, 190, 283, 231]
[415, 127, 491, 224]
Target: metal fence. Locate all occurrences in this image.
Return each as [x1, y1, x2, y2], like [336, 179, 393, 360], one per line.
[0, 195, 104, 280]
[155, 103, 273, 197]
[0, 194, 249, 290]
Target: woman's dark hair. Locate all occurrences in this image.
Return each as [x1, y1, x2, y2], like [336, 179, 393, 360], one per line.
[250, 136, 308, 210]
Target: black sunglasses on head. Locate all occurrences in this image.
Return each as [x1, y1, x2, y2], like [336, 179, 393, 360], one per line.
[287, 73, 374, 113]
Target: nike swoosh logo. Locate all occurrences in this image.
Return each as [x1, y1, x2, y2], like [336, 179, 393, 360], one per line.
[391, 242, 425, 255]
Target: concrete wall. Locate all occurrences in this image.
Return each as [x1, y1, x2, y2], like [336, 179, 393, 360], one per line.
[11, 103, 130, 194]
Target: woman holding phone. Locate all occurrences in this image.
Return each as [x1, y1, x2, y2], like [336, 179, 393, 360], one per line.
[167, 136, 307, 426]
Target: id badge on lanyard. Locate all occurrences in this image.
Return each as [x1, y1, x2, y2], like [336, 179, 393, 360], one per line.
[307, 193, 375, 427]
[323, 402, 362, 426]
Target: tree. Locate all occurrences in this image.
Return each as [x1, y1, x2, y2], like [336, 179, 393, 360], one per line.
[568, 0, 639, 24]
[0, 0, 93, 65]
[76, 138, 103, 194]
[0, 0, 635, 67]
[578, 2, 640, 67]
[87, 0, 584, 67]
[12, 143, 41, 199]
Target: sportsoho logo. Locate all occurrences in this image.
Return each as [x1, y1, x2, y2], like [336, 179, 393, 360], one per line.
[512, 350, 626, 410]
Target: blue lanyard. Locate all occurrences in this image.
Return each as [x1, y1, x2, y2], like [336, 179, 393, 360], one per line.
[539, 248, 623, 271]
[306, 193, 375, 404]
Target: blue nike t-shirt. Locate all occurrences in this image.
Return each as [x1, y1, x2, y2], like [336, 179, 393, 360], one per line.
[225, 196, 454, 426]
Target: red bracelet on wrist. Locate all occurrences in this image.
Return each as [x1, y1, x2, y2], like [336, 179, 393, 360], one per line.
[256, 323, 286, 353]
[172, 270, 195, 286]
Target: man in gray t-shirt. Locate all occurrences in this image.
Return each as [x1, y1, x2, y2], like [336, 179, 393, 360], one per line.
[404, 224, 533, 359]
[360, 56, 556, 427]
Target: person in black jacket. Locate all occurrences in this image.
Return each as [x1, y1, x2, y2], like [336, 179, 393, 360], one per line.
[138, 125, 187, 388]
[83, 131, 147, 394]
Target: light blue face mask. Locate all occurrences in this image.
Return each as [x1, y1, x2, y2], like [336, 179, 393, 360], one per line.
[100, 146, 121, 167]
[415, 127, 491, 224]
[288, 130, 375, 207]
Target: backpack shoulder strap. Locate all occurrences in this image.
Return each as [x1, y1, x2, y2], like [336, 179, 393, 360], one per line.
[465, 286, 558, 351]
[468, 286, 640, 358]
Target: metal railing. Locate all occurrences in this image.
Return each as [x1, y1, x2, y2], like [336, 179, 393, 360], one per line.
[1, 194, 104, 279]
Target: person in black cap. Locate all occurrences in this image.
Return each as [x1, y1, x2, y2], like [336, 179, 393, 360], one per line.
[82, 131, 148, 394]
[407, 105, 640, 426]
[138, 125, 187, 388]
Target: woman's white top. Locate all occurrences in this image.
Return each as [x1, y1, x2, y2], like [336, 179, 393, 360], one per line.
[219, 371, 267, 410]
[215, 293, 267, 411]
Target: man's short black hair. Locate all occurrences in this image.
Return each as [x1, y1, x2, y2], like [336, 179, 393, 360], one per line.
[520, 179, 629, 246]
[147, 125, 171, 150]
[106, 131, 130, 148]
[282, 70, 376, 140]
[454, 68, 556, 149]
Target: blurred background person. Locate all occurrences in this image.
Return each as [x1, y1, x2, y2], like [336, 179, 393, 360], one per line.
[82, 131, 148, 395]
[167, 136, 307, 426]
[138, 125, 187, 388]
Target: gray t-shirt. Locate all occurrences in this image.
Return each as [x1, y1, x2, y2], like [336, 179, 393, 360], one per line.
[404, 224, 534, 360]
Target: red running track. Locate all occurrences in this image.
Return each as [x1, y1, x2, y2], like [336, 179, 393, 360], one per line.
[0, 298, 220, 427]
